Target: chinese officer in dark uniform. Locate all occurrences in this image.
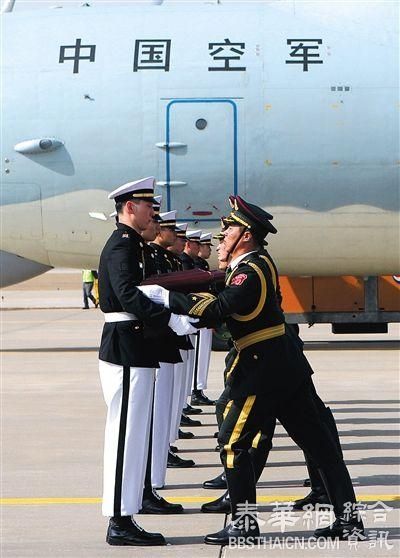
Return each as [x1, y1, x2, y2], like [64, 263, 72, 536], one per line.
[98, 177, 197, 546]
[202, 210, 336, 514]
[139, 195, 363, 545]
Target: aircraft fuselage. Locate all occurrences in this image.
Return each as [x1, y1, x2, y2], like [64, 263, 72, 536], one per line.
[1, 1, 399, 286]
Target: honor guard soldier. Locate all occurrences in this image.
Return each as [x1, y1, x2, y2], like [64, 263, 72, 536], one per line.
[139, 195, 363, 545]
[191, 232, 215, 407]
[179, 229, 202, 269]
[167, 223, 203, 440]
[212, 217, 231, 272]
[193, 233, 211, 271]
[202, 212, 336, 514]
[98, 177, 197, 546]
[148, 210, 197, 469]
[168, 222, 188, 268]
[178, 229, 203, 417]
[150, 210, 179, 272]
[139, 199, 191, 511]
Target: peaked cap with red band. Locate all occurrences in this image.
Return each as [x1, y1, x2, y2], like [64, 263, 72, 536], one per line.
[227, 195, 277, 237]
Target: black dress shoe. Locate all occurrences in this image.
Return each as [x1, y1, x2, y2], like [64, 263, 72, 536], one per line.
[293, 489, 331, 510]
[201, 491, 230, 514]
[213, 431, 219, 438]
[140, 490, 184, 514]
[314, 517, 364, 540]
[214, 444, 220, 452]
[191, 390, 216, 406]
[183, 404, 203, 415]
[106, 516, 166, 546]
[167, 450, 195, 468]
[180, 414, 202, 427]
[203, 472, 227, 490]
[170, 445, 179, 453]
[303, 478, 311, 487]
[204, 520, 260, 546]
[178, 429, 194, 439]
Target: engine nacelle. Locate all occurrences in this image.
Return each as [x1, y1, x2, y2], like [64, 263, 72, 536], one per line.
[0, 250, 51, 287]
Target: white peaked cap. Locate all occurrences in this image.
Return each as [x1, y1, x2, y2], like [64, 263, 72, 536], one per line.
[200, 233, 212, 242]
[176, 222, 188, 232]
[153, 195, 162, 205]
[186, 229, 202, 241]
[108, 176, 155, 201]
[159, 210, 177, 221]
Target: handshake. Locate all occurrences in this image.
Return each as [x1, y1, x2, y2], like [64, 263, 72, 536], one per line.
[138, 285, 199, 336]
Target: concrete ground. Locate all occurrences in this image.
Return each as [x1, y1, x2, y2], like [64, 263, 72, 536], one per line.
[1, 270, 399, 557]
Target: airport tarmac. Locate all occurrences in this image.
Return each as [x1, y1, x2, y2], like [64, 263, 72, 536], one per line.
[1, 270, 399, 557]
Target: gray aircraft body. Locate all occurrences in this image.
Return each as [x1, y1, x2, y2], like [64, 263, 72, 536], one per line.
[1, 0, 399, 286]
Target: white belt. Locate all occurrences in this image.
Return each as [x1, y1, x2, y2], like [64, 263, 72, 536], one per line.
[104, 312, 138, 323]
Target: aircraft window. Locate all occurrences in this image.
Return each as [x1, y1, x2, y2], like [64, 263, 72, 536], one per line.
[195, 119, 207, 130]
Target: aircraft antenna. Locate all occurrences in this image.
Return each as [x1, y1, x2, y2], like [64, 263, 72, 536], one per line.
[1, 0, 15, 13]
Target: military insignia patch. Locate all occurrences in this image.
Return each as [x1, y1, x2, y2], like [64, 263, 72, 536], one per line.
[231, 273, 248, 286]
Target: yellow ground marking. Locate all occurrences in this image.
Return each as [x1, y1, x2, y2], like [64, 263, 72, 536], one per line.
[1, 494, 399, 506]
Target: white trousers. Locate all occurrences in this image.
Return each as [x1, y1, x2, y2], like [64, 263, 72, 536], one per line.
[151, 362, 174, 488]
[193, 328, 213, 391]
[99, 360, 155, 517]
[170, 350, 188, 443]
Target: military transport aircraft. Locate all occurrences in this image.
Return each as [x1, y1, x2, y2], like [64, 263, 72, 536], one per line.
[1, 0, 399, 329]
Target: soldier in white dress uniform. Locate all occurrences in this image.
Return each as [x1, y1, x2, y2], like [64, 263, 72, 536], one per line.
[98, 178, 197, 546]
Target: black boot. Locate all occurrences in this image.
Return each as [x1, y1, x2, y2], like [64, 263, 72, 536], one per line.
[180, 414, 202, 427]
[295, 454, 330, 510]
[182, 403, 202, 415]
[293, 488, 331, 510]
[314, 516, 364, 540]
[178, 428, 194, 439]
[167, 450, 195, 468]
[191, 389, 216, 406]
[106, 516, 166, 546]
[318, 462, 356, 517]
[201, 490, 230, 513]
[203, 472, 227, 490]
[204, 517, 260, 545]
[140, 489, 184, 515]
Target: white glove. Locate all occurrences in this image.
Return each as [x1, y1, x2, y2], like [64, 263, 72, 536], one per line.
[168, 313, 199, 336]
[137, 285, 170, 307]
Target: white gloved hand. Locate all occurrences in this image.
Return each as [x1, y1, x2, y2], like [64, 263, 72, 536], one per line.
[137, 285, 170, 307]
[168, 313, 199, 336]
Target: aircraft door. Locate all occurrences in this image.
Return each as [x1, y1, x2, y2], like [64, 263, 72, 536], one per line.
[161, 99, 238, 221]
